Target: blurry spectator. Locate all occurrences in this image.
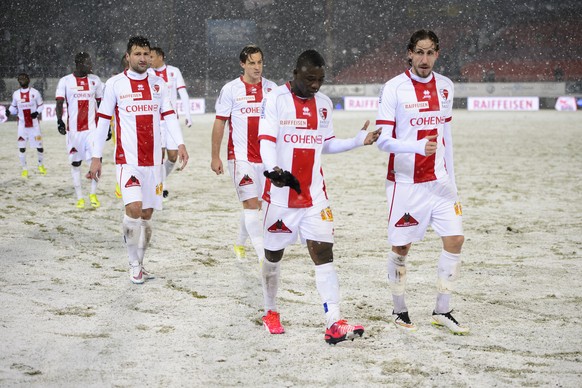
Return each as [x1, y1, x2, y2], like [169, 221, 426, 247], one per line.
[554, 67, 564, 82]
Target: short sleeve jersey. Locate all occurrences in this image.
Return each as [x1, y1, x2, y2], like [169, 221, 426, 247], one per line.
[216, 76, 277, 163]
[10, 87, 44, 128]
[375, 70, 454, 184]
[55, 74, 103, 132]
[258, 83, 335, 208]
[148, 64, 185, 109]
[96, 70, 175, 166]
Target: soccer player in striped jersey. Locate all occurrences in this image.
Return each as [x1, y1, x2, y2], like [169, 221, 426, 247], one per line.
[89, 36, 189, 285]
[375, 30, 469, 335]
[56, 52, 104, 209]
[258, 49, 380, 344]
[211, 45, 277, 264]
[7, 73, 45, 178]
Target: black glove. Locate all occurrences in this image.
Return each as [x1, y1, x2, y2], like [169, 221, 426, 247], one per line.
[106, 127, 112, 141]
[264, 169, 301, 194]
[57, 119, 66, 135]
[5, 108, 9, 117]
[31, 111, 39, 119]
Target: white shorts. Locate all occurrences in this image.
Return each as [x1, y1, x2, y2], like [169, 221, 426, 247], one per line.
[160, 120, 179, 151]
[67, 130, 93, 163]
[116, 164, 164, 210]
[17, 125, 42, 149]
[263, 201, 335, 251]
[227, 160, 265, 202]
[386, 178, 463, 246]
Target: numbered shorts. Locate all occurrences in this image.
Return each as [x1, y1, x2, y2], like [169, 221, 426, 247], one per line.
[67, 130, 93, 163]
[227, 160, 266, 202]
[17, 125, 42, 149]
[116, 164, 163, 211]
[386, 178, 463, 246]
[160, 120, 179, 151]
[263, 200, 335, 251]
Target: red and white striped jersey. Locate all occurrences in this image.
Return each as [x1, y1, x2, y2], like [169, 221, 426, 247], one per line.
[258, 83, 335, 208]
[55, 74, 103, 132]
[376, 70, 454, 183]
[96, 70, 180, 166]
[148, 64, 185, 109]
[9, 87, 44, 128]
[216, 76, 277, 163]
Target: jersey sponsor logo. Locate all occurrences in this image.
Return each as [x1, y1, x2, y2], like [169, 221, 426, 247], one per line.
[137, 84, 145, 91]
[394, 213, 419, 227]
[283, 133, 323, 144]
[239, 174, 254, 186]
[409, 116, 446, 126]
[267, 219, 292, 233]
[125, 175, 141, 188]
[73, 92, 93, 99]
[280, 119, 307, 127]
[319, 108, 328, 120]
[120, 92, 143, 100]
[236, 96, 256, 102]
[404, 101, 429, 111]
[125, 103, 159, 113]
[240, 106, 261, 115]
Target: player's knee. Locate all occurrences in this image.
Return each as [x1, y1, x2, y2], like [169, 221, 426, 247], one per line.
[443, 235, 464, 253]
[307, 240, 333, 265]
[393, 244, 411, 256]
[19, 148, 26, 153]
[71, 161, 82, 167]
[265, 249, 284, 263]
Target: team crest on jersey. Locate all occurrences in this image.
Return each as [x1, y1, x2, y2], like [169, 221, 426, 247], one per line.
[394, 213, 419, 227]
[440, 89, 449, 100]
[153, 84, 160, 93]
[423, 90, 431, 99]
[125, 175, 141, 188]
[239, 174, 254, 186]
[267, 219, 292, 233]
[319, 108, 328, 120]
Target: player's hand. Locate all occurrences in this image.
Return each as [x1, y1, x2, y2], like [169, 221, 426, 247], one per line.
[31, 111, 39, 119]
[89, 157, 102, 182]
[185, 117, 192, 128]
[424, 134, 438, 156]
[359, 120, 382, 145]
[57, 119, 66, 135]
[177, 144, 189, 171]
[211, 158, 223, 175]
[106, 127, 112, 141]
[264, 168, 301, 194]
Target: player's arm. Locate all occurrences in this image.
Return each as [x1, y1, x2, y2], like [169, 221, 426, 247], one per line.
[178, 87, 192, 127]
[322, 120, 380, 154]
[443, 119, 457, 193]
[211, 118, 227, 175]
[32, 91, 44, 119]
[8, 94, 18, 116]
[162, 84, 189, 170]
[89, 81, 116, 181]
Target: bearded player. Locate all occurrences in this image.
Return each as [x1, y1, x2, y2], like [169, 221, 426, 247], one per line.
[375, 30, 469, 335]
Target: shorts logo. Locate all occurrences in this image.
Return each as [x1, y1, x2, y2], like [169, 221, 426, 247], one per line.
[320, 206, 334, 222]
[69, 147, 78, 154]
[267, 219, 292, 233]
[454, 201, 462, 216]
[394, 213, 419, 227]
[18, 136, 25, 141]
[125, 175, 141, 188]
[239, 174, 254, 186]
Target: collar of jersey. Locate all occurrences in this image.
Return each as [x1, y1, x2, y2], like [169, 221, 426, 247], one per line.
[408, 68, 433, 84]
[126, 69, 148, 81]
[153, 65, 167, 72]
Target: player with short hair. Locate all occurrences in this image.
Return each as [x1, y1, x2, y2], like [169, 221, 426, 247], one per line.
[56, 52, 104, 209]
[258, 49, 380, 344]
[7, 72, 45, 178]
[211, 44, 277, 264]
[149, 46, 192, 200]
[89, 36, 189, 284]
[375, 29, 469, 335]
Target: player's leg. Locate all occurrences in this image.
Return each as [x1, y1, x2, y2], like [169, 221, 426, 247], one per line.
[242, 197, 264, 264]
[67, 134, 85, 207]
[303, 204, 364, 344]
[387, 244, 417, 331]
[29, 126, 46, 175]
[17, 130, 28, 177]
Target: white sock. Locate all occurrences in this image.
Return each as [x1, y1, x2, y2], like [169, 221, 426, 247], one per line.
[123, 215, 142, 267]
[164, 159, 176, 178]
[236, 210, 248, 246]
[19, 151, 27, 168]
[90, 178, 98, 195]
[261, 260, 280, 313]
[435, 250, 461, 314]
[387, 251, 408, 313]
[37, 151, 44, 165]
[138, 219, 153, 264]
[315, 263, 341, 328]
[71, 166, 83, 199]
[243, 209, 264, 262]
